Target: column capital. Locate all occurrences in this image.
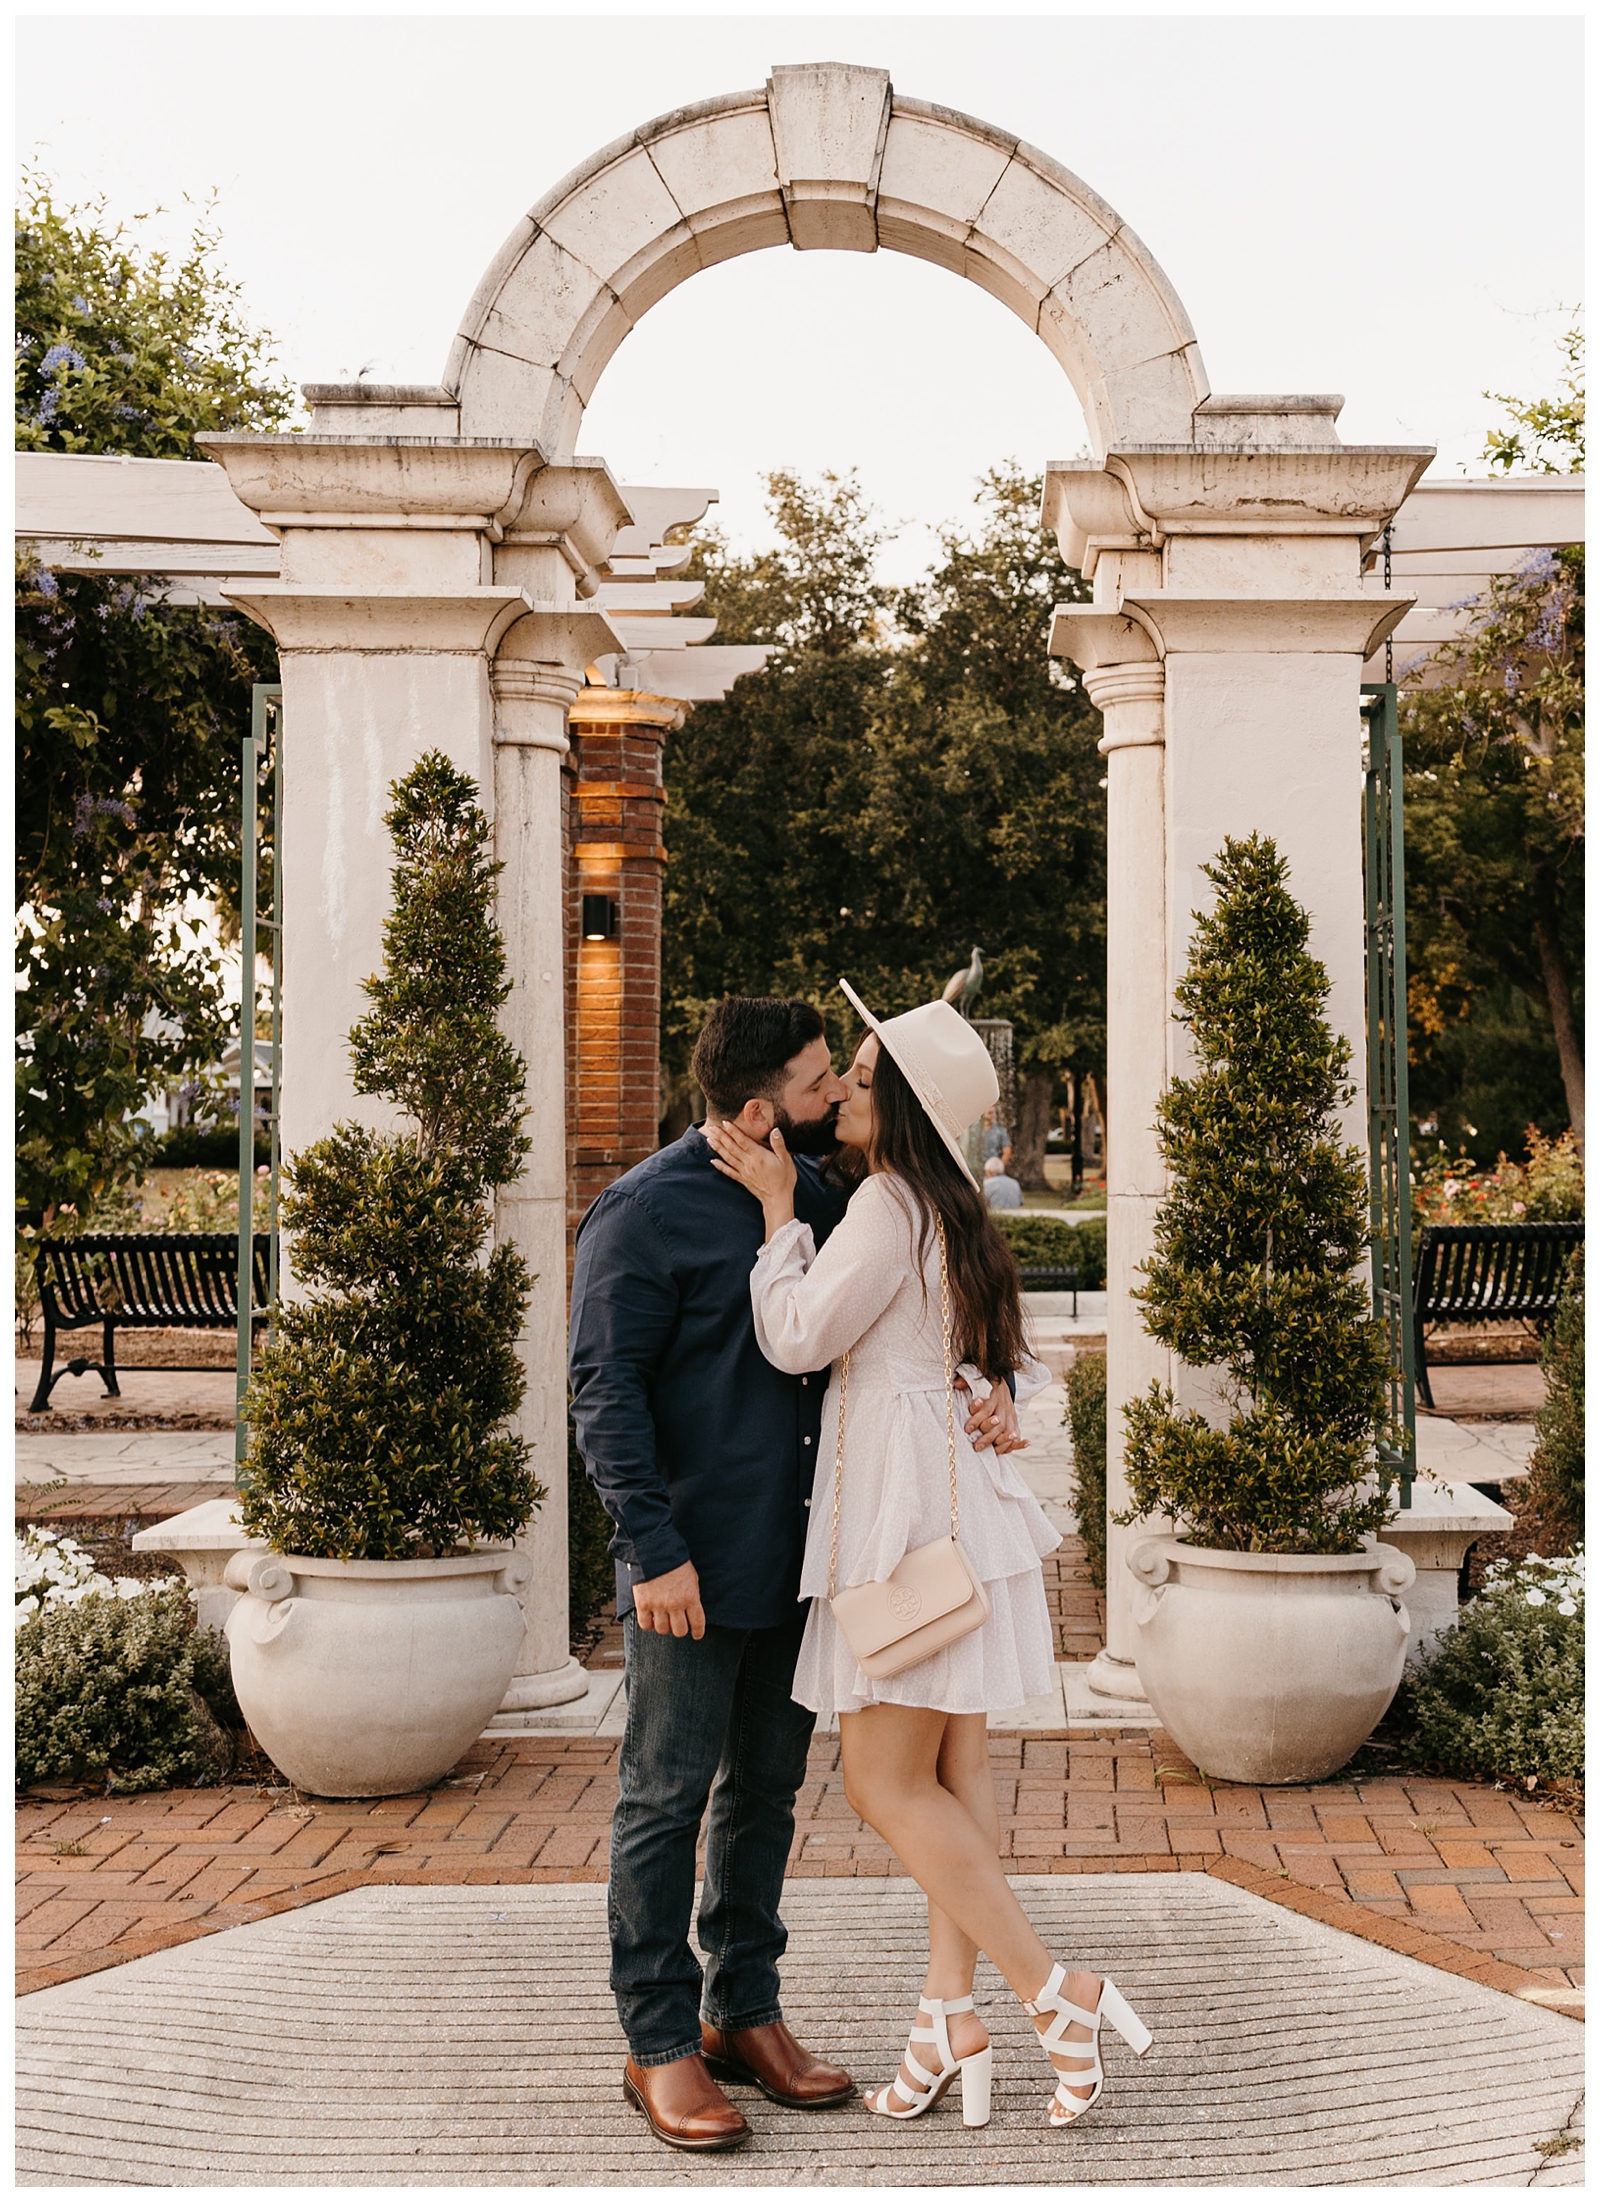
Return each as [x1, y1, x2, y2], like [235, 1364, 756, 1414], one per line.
[491, 662, 584, 742]
[495, 605, 622, 674]
[1121, 590, 1411, 659]
[197, 436, 633, 581]
[568, 685, 686, 737]
[1043, 443, 1434, 577]
[221, 585, 533, 654]
[492, 606, 626, 748]
[1049, 606, 1163, 675]
[1084, 659, 1166, 723]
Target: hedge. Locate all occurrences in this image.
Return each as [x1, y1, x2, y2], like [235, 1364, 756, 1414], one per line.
[1065, 1350, 1108, 1589]
[993, 1210, 1106, 1291]
[569, 1406, 617, 1640]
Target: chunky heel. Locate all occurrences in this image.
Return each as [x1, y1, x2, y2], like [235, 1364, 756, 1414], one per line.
[1023, 1965, 1155, 2128]
[865, 1994, 989, 2124]
[1098, 1979, 1152, 2057]
[959, 2044, 992, 2128]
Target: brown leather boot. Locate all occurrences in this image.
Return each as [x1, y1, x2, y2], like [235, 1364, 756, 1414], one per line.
[622, 2053, 752, 2151]
[702, 2019, 854, 2107]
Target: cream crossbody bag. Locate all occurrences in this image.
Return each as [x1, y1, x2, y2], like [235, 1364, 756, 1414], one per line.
[827, 1213, 992, 1680]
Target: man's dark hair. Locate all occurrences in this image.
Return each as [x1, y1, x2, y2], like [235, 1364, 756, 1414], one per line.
[691, 996, 827, 1118]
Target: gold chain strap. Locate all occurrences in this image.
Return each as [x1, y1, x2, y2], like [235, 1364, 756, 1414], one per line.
[827, 1349, 848, 1602]
[827, 1207, 959, 1601]
[937, 1212, 959, 1540]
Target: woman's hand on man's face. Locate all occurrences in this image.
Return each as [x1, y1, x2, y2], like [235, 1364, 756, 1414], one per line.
[703, 1115, 798, 1229]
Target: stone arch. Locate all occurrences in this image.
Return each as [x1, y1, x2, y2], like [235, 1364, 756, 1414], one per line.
[444, 63, 1209, 458]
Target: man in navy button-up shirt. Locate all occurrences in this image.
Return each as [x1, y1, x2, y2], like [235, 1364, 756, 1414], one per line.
[571, 1121, 847, 1626]
[570, 997, 857, 2147]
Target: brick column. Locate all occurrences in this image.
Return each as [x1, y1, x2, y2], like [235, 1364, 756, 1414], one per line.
[564, 687, 681, 1247]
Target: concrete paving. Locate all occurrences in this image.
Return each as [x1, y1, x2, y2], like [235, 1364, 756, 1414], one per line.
[1415, 1416, 1537, 1483]
[15, 1875, 1582, 2187]
[16, 1429, 236, 1483]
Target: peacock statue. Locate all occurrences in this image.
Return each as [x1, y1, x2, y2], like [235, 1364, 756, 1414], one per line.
[940, 946, 985, 1019]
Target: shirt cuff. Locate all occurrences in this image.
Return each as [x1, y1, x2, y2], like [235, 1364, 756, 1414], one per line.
[755, 1215, 814, 1261]
[616, 1528, 693, 1584]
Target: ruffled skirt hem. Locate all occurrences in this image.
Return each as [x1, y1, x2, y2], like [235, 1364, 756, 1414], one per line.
[790, 1564, 1056, 1716]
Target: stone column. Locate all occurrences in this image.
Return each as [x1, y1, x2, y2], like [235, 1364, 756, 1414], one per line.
[1080, 655, 1169, 1701]
[201, 433, 630, 1727]
[216, 593, 524, 1177]
[486, 659, 590, 1719]
[1047, 429, 1426, 1702]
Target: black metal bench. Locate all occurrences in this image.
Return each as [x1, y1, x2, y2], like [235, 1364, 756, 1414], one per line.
[1412, 1221, 1582, 1409]
[1018, 1264, 1081, 1316]
[28, 1233, 272, 1413]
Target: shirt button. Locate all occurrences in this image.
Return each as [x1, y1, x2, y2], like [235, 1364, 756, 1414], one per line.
[801, 1377, 808, 1387]
[803, 1436, 812, 1446]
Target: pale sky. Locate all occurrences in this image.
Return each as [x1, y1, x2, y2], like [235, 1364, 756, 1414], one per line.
[17, 11, 1585, 582]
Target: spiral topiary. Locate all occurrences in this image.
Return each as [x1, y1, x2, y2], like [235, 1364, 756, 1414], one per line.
[1119, 834, 1396, 1554]
[239, 752, 543, 1561]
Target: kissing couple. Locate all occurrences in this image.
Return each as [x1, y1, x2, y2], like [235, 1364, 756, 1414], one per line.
[570, 989, 1151, 2153]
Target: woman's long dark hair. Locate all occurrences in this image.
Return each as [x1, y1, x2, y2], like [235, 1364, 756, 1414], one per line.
[865, 1041, 1027, 1381]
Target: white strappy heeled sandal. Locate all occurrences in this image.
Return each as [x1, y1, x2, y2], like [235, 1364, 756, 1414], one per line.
[864, 1994, 993, 2127]
[1023, 1966, 1152, 2128]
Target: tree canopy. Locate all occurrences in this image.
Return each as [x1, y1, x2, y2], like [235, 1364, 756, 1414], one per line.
[662, 464, 1105, 1110]
[16, 171, 294, 456]
[1401, 327, 1585, 1161]
[15, 177, 291, 1222]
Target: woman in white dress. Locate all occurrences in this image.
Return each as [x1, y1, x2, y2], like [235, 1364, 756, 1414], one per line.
[704, 985, 1152, 2134]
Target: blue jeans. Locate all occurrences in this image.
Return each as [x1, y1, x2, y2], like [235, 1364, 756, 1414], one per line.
[608, 1606, 816, 2065]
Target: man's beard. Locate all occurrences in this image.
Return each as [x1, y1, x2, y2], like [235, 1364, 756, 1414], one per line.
[774, 1102, 840, 1158]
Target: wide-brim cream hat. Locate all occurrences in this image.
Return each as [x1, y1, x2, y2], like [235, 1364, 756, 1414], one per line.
[839, 978, 999, 1188]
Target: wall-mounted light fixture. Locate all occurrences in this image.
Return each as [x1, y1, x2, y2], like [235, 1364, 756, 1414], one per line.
[581, 894, 620, 942]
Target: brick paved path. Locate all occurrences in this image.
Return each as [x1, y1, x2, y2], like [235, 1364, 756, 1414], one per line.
[18, 1724, 1582, 2008]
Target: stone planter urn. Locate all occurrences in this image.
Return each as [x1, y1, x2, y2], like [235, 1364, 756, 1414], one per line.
[223, 1547, 533, 1798]
[1128, 1536, 1416, 1785]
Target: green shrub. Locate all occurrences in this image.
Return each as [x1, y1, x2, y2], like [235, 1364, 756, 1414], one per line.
[569, 1404, 615, 1642]
[1120, 836, 1395, 1554]
[240, 754, 543, 1561]
[1398, 1553, 1583, 1787]
[1066, 1350, 1107, 1591]
[15, 1583, 239, 1793]
[992, 1210, 1106, 1291]
[1525, 1248, 1584, 1541]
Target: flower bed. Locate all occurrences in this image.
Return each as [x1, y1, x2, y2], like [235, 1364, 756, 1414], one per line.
[1412, 1126, 1583, 1234]
[15, 1527, 153, 1624]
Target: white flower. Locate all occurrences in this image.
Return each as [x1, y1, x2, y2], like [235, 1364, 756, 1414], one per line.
[1558, 1600, 1578, 1617]
[1525, 1588, 1548, 1606]
[15, 1526, 157, 1617]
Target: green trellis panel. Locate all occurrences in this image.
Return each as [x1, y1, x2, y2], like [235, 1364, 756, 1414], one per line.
[1362, 682, 1415, 1508]
[236, 684, 283, 1482]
